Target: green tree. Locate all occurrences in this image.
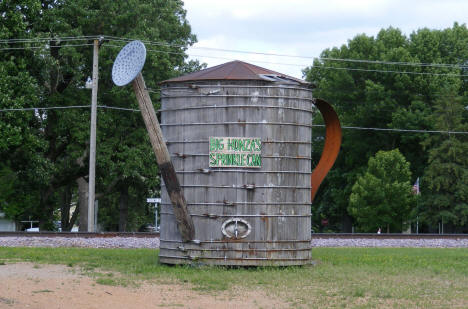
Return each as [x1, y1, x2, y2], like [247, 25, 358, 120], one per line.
[348, 149, 415, 233]
[421, 85, 468, 231]
[305, 23, 468, 232]
[0, 0, 197, 230]
[0, 0, 46, 222]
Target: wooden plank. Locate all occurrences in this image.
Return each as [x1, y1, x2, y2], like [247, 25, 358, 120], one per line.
[132, 73, 195, 242]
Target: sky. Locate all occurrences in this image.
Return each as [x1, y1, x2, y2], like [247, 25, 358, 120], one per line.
[183, 0, 468, 79]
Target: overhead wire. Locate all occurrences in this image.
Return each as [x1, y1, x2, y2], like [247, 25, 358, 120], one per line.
[98, 105, 140, 112]
[2, 35, 467, 71]
[0, 105, 91, 112]
[308, 65, 467, 77]
[0, 43, 94, 51]
[0, 105, 139, 112]
[312, 124, 468, 135]
[0, 36, 100, 43]
[1, 35, 467, 135]
[1, 105, 467, 135]
[0, 48, 465, 79]
[103, 43, 468, 77]
[100, 36, 468, 69]
[316, 57, 467, 69]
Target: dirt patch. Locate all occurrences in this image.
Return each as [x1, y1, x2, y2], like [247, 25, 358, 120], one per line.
[0, 263, 286, 309]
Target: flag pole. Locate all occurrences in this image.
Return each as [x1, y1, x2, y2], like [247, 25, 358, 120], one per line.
[413, 177, 420, 234]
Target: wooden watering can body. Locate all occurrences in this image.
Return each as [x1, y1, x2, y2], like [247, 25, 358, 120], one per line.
[158, 80, 341, 266]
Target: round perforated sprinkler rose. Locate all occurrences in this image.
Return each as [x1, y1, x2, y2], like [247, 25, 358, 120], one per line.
[112, 40, 195, 241]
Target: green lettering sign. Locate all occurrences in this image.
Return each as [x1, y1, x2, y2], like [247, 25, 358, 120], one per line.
[209, 137, 262, 168]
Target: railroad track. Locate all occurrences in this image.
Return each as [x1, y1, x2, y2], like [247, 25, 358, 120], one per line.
[312, 233, 468, 239]
[0, 231, 160, 238]
[1, 232, 467, 248]
[1, 232, 466, 239]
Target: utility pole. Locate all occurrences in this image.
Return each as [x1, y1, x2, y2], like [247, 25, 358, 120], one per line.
[88, 38, 99, 232]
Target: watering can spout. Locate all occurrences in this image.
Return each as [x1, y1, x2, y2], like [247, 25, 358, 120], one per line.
[311, 98, 342, 203]
[112, 40, 195, 241]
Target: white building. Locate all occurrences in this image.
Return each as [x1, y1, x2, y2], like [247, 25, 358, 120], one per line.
[0, 212, 16, 231]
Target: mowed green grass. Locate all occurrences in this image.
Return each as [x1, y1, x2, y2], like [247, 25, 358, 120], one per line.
[0, 247, 467, 308]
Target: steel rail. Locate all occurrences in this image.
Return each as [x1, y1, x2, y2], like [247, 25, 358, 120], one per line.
[0, 231, 468, 242]
[2, 232, 466, 240]
[311, 233, 468, 239]
[0, 232, 159, 238]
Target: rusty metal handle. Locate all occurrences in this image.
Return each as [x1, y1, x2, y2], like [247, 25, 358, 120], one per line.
[311, 99, 342, 203]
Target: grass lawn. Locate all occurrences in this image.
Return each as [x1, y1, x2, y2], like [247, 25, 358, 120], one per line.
[0, 247, 467, 308]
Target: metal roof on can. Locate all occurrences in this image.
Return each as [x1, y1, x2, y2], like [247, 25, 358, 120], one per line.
[162, 60, 308, 85]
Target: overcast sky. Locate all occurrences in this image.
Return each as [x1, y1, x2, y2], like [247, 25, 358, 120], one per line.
[183, 0, 467, 78]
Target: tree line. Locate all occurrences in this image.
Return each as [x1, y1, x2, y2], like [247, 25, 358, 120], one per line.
[0, 0, 204, 231]
[305, 23, 468, 233]
[1, 2, 467, 233]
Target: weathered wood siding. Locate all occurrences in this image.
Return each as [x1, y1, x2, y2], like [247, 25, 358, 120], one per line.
[159, 81, 313, 266]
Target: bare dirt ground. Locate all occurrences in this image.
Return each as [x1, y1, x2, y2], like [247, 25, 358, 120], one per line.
[0, 263, 286, 309]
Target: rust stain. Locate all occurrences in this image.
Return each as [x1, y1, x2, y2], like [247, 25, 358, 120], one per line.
[311, 98, 342, 202]
[238, 119, 246, 127]
[224, 237, 245, 243]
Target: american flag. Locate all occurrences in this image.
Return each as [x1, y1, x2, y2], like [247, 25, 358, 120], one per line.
[412, 177, 420, 195]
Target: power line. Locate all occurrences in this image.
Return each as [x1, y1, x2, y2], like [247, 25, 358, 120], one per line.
[0, 105, 91, 112]
[317, 57, 467, 69]
[312, 124, 468, 135]
[0, 36, 99, 43]
[105, 43, 317, 68]
[98, 105, 139, 112]
[0, 43, 93, 51]
[102, 43, 468, 78]
[1, 105, 467, 135]
[103, 36, 468, 70]
[0, 105, 139, 112]
[12, 41, 465, 77]
[2, 37, 467, 77]
[309, 65, 467, 77]
[3, 35, 467, 70]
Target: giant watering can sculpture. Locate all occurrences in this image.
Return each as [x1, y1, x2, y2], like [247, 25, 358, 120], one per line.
[112, 41, 341, 243]
[112, 40, 195, 241]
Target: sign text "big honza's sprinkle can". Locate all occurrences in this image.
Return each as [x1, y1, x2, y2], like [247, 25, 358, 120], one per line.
[209, 137, 261, 168]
